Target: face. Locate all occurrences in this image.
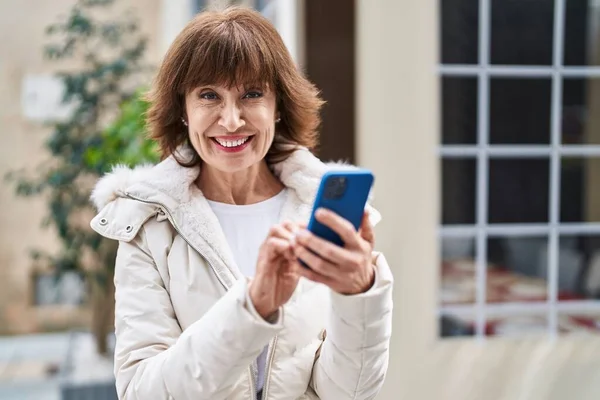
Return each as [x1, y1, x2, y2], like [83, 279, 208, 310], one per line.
[184, 83, 278, 174]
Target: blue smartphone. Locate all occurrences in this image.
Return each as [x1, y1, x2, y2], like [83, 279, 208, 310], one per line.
[306, 169, 374, 249]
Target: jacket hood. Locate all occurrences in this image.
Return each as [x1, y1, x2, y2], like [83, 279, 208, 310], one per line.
[90, 146, 381, 225]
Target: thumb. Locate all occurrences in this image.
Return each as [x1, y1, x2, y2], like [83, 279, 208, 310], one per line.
[359, 210, 375, 246]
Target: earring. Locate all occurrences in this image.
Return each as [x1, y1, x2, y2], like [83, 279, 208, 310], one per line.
[181, 118, 188, 126]
[275, 118, 281, 123]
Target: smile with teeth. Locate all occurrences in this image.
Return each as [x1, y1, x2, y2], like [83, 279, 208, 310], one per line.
[213, 136, 252, 148]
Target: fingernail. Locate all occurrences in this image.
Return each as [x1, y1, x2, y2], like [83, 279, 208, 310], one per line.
[316, 208, 326, 217]
[297, 229, 309, 239]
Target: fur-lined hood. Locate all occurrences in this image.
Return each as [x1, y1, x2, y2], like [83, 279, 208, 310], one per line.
[90, 146, 381, 280]
[91, 146, 380, 223]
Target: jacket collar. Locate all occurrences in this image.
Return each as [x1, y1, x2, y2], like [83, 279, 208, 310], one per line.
[91, 146, 381, 285]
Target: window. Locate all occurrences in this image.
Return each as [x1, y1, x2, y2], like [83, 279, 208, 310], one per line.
[439, 0, 600, 338]
[188, 1, 300, 65]
[193, 0, 256, 14]
[32, 271, 86, 306]
[193, 0, 207, 14]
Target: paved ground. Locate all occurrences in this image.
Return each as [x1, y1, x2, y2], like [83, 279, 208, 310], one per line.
[0, 331, 114, 400]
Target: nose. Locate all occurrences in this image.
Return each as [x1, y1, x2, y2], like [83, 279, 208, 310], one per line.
[218, 102, 245, 132]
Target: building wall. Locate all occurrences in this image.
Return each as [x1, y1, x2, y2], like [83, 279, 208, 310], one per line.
[355, 1, 600, 399]
[0, 0, 161, 335]
[355, 0, 439, 396]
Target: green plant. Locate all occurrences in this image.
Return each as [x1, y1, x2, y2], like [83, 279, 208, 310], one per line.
[85, 88, 159, 172]
[6, 0, 158, 354]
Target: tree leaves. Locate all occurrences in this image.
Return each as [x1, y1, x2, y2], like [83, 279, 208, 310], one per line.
[8, 0, 155, 278]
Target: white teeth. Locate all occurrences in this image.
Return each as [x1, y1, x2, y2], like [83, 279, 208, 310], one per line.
[215, 137, 249, 147]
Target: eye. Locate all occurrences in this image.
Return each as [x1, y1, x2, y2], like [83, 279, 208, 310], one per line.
[243, 90, 263, 99]
[199, 91, 218, 100]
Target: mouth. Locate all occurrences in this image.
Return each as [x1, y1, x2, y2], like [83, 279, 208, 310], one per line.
[210, 135, 254, 152]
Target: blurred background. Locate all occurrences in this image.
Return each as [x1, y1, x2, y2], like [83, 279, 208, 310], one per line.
[1, 0, 600, 399]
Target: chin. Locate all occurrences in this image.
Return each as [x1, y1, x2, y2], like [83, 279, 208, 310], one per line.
[211, 156, 260, 174]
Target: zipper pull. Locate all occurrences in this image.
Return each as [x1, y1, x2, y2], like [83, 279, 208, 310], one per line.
[156, 208, 168, 222]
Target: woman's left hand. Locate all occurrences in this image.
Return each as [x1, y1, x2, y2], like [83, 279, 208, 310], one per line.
[293, 208, 376, 295]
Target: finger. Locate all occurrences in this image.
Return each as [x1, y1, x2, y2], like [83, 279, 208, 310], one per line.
[295, 229, 355, 267]
[264, 237, 293, 261]
[274, 224, 299, 260]
[287, 221, 307, 234]
[314, 208, 361, 248]
[359, 211, 375, 246]
[286, 221, 305, 247]
[268, 224, 294, 241]
[293, 244, 339, 279]
[296, 261, 336, 287]
[282, 220, 299, 233]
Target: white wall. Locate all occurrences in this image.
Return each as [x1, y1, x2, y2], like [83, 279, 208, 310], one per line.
[356, 0, 439, 395]
[356, 1, 600, 399]
[0, 0, 161, 334]
[160, 0, 195, 54]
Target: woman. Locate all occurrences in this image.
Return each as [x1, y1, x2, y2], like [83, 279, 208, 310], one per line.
[90, 6, 393, 400]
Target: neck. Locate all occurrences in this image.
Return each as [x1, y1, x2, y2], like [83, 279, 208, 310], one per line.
[197, 161, 284, 205]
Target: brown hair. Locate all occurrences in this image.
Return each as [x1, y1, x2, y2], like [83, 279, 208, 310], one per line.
[146, 6, 325, 167]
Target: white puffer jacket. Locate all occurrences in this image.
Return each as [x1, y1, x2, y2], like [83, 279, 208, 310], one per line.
[90, 147, 394, 400]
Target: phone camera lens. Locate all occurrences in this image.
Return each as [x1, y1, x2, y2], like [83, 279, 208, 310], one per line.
[325, 176, 347, 199]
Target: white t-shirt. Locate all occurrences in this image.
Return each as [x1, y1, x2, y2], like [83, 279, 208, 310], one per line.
[207, 189, 288, 393]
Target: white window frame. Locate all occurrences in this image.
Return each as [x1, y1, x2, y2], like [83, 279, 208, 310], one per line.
[439, 0, 600, 338]
[160, 0, 197, 54]
[193, 0, 206, 14]
[257, 0, 303, 67]
[184, 0, 303, 67]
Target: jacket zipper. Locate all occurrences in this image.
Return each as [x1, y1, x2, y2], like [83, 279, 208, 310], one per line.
[124, 193, 230, 290]
[124, 193, 258, 399]
[261, 335, 278, 400]
[250, 360, 258, 399]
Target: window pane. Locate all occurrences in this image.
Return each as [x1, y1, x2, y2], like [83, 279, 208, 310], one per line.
[562, 78, 600, 145]
[441, 238, 476, 305]
[440, 241, 477, 337]
[490, 0, 555, 65]
[560, 157, 600, 223]
[487, 314, 548, 337]
[558, 311, 600, 335]
[440, 313, 476, 337]
[490, 78, 552, 144]
[488, 158, 550, 224]
[442, 77, 478, 145]
[558, 235, 600, 300]
[440, 0, 479, 64]
[33, 271, 85, 306]
[194, 0, 207, 13]
[442, 159, 476, 224]
[564, 0, 600, 66]
[487, 237, 549, 303]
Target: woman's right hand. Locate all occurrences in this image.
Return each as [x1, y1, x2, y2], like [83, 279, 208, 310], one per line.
[249, 221, 300, 320]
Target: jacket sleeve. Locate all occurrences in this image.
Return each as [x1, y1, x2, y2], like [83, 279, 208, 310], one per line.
[113, 226, 282, 400]
[309, 253, 394, 400]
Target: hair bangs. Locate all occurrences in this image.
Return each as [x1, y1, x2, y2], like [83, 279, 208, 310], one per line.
[181, 22, 277, 93]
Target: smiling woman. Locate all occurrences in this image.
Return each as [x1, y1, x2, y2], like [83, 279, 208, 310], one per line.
[184, 83, 278, 174]
[90, 5, 393, 400]
[146, 7, 323, 167]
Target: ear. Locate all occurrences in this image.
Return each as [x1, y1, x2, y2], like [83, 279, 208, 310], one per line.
[181, 96, 188, 119]
[181, 105, 189, 127]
